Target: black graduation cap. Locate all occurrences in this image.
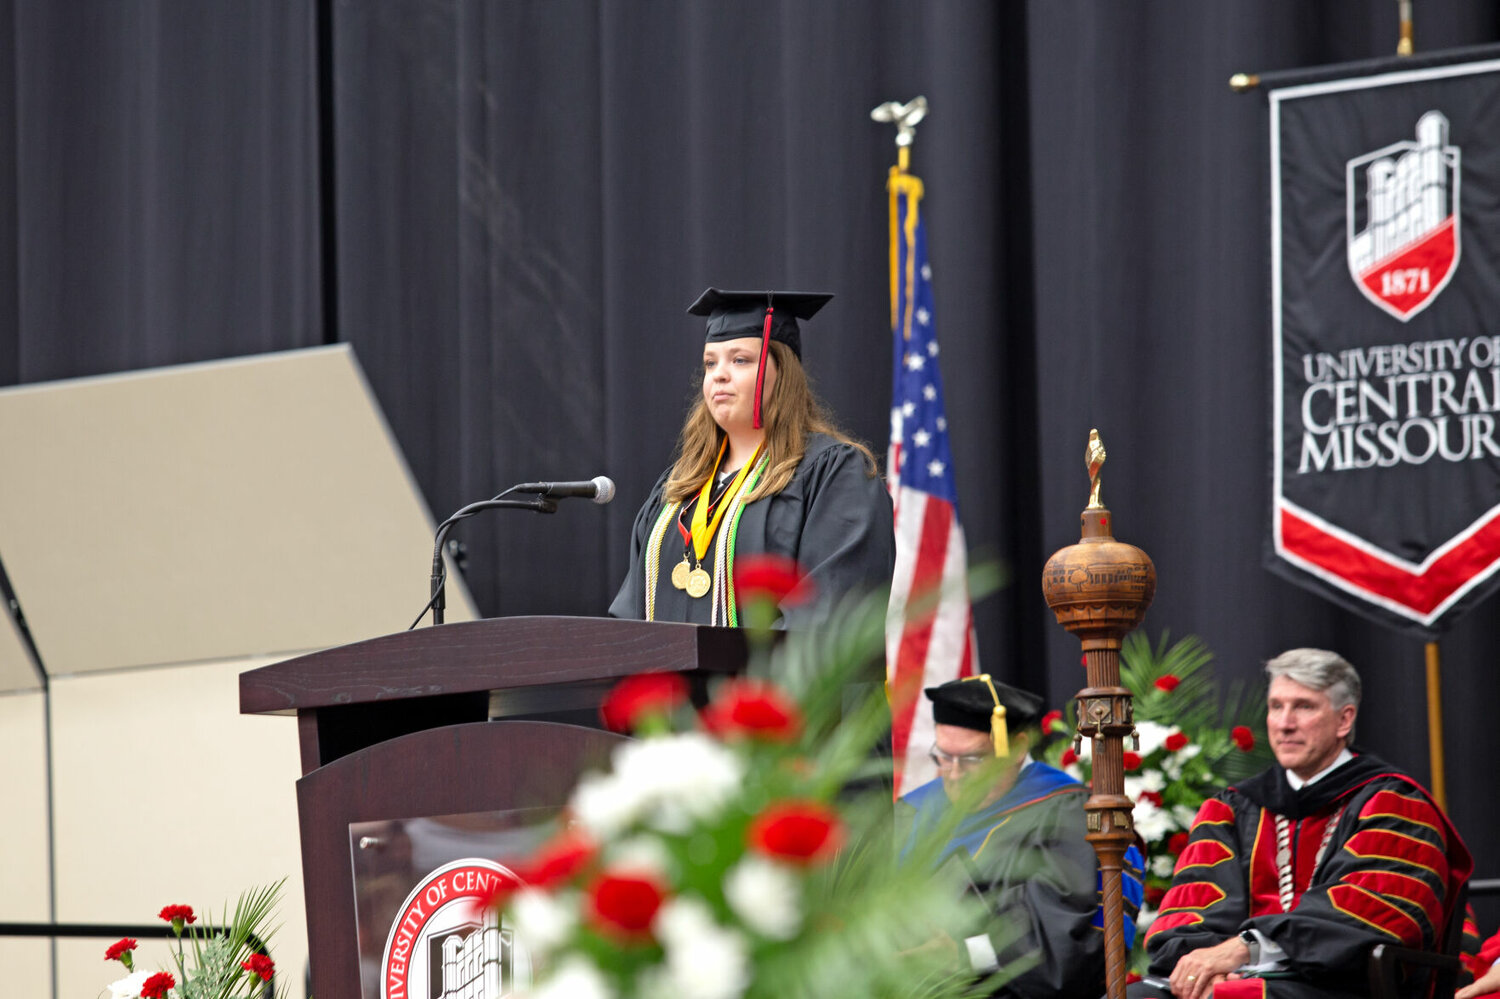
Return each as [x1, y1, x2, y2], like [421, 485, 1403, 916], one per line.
[688, 288, 834, 428]
[925, 675, 1045, 757]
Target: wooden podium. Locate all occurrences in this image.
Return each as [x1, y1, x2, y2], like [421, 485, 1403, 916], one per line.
[239, 616, 749, 999]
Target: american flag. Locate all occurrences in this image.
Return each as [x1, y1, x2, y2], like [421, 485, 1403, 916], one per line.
[885, 168, 979, 797]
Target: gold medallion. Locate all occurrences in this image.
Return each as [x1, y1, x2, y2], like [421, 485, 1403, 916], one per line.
[670, 558, 691, 590]
[686, 566, 712, 598]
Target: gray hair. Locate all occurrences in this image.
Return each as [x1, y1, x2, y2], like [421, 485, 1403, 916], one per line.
[1264, 648, 1361, 743]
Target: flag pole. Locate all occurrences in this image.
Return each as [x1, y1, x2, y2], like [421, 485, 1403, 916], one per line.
[1230, 0, 1415, 91]
[1426, 641, 1447, 810]
[872, 95, 982, 804]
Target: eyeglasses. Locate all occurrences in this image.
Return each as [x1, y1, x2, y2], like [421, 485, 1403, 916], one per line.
[927, 744, 991, 771]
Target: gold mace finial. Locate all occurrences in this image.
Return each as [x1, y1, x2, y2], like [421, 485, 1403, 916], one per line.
[1087, 428, 1107, 509]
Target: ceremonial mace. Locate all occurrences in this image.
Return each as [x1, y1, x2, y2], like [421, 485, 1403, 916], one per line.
[1041, 430, 1156, 999]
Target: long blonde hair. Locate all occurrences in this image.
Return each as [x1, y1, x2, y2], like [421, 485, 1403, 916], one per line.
[664, 341, 878, 503]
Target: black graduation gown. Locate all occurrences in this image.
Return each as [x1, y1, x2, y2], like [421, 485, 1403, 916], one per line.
[608, 433, 895, 630]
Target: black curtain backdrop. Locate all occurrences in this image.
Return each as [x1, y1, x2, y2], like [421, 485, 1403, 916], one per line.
[3, 0, 1499, 923]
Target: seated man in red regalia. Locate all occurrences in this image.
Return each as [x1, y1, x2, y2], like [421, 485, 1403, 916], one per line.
[1126, 648, 1471, 999]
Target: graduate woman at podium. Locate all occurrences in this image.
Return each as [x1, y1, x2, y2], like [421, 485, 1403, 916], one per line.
[609, 288, 895, 629]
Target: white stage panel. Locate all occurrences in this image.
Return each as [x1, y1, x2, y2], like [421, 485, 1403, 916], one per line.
[0, 344, 475, 681]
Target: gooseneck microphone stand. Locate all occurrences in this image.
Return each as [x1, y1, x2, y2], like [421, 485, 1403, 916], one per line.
[410, 490, 557, 629]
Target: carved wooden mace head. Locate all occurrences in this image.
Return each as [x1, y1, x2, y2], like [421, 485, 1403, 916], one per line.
[1041, 429, 1156, 652]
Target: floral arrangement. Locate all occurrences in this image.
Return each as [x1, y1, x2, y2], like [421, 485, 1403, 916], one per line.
[101, 882, 285, 999]
[1040, 633, 1271, 937]
[482, 555, 998, 999]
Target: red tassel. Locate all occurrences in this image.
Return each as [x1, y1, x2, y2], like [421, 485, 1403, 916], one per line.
[753, 307, 773, 429]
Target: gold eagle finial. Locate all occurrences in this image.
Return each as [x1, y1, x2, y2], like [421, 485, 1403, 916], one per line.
[1086, 429, 1107, 509]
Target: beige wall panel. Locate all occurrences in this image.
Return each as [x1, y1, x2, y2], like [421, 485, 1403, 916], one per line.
[50, 657, 309, 990]
[0, 344, 474, 681]
[0, 939, 51, 997]
[0, 691, 50, 920]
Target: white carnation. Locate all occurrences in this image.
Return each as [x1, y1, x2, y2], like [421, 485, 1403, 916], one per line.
[1124, 776, 1144, 801]
[1135, 720, 1174, 757]
[724, 856, 802, 940]
[105, 972, 151, 999]
[1133, 796, 1173, 841]
[1172, 804, 1199, 828]
[608, 835, 674, 879]
[573, 734, 744, 838]
[1162, 757, 1184, 780]
[510, 888, 576, 957]
[1064, 763, 1084, 781]
[522, 955, 614, 999]
[1137, 769, 1166, 793]
[1151, 854, 1176, 878]
[614, 734, 745, 834]
[653, 896, 751, 999]
[572, 771, 642, 839]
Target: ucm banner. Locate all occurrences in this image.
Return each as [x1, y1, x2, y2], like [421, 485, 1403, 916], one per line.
[1269, 54, 1500, 636]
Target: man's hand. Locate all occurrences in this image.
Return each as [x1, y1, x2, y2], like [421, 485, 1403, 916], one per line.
[1169, 936, 1251, 999]
[1456, 963, 1500, 999]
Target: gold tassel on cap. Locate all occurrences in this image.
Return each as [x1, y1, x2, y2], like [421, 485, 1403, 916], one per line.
[965, 674, 1009, 758]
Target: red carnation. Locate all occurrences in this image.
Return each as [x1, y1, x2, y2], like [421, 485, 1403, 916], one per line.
[701, 679, 802, 742]
[521, 828, 596, 889]
[140, 972, 176, 999]
[240, 953, 275, 982]
[1232, 725, 1256, 751]
[599, 671, 688, 732]
[1144, 885, 1167, 907]
[474, 869, 525, 916]
[158, 904, 196, 935]
[1060, 748, 1078, 767]
[1123, 751, 1143, 771]
[587, 871, 667, 939]
[104, 936, 138, 966]
[1154, 675, 1181, 693]
[747, 800, 844, 866]
[1164, 732, 1189, 753]
[104, 937, 137, 967]
[1138, 789, 1164, 808]
[158, 903, 195, 924]
[1167, 832, 1190, 855]
[480, 828, 596, 915]
[1041, 709, 1064, 734]
[733, 554, 813, 606]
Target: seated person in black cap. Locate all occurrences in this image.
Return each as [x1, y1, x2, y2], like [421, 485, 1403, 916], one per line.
[900, 675, 1144, 999]
[609, 288, 895, 628]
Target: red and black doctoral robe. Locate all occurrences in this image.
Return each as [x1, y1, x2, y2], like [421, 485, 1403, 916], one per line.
[1140, 752, 1472, 999]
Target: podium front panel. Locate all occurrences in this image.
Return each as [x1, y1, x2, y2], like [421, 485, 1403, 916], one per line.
[297, 720, 624, 999]
[350, 809, 557, 999]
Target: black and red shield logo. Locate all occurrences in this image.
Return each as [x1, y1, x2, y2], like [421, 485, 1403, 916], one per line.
[1346, 110, 1461, 322]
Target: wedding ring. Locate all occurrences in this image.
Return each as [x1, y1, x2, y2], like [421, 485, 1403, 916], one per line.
[1187, 976, 1197, 982]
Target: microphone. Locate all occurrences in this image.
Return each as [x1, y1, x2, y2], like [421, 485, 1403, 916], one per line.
[510, 476, 616, 504]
